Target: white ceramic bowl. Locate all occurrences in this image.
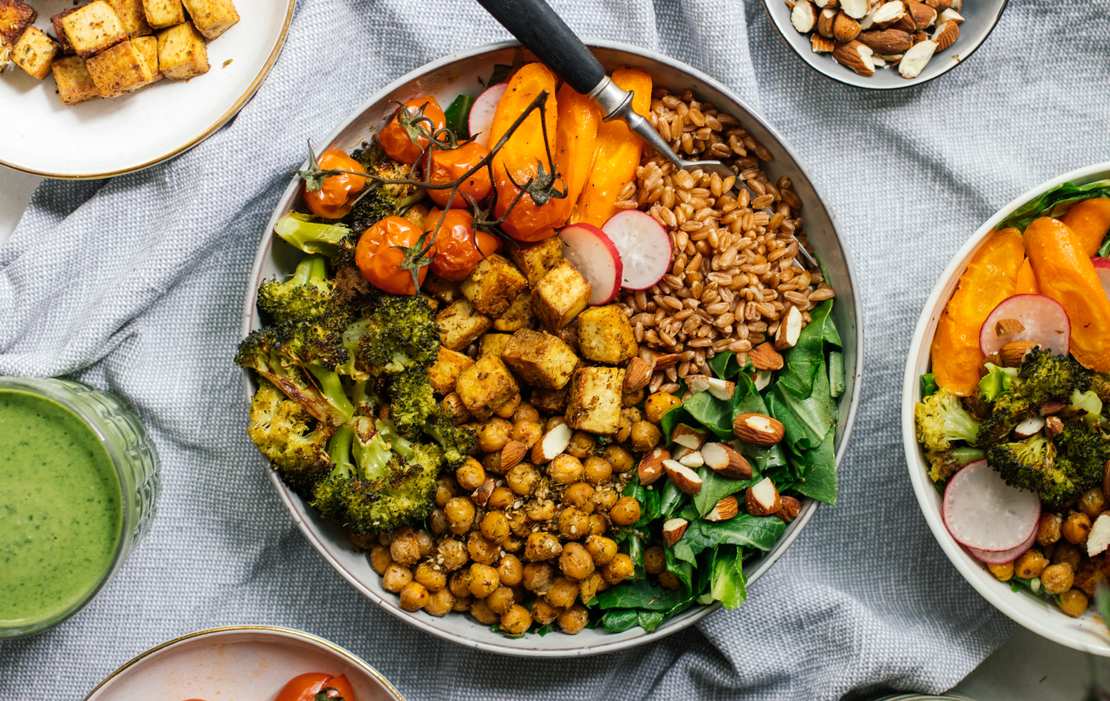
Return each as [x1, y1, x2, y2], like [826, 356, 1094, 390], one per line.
[760, 0, 1008, 90]
[902, 162, 1110, 656]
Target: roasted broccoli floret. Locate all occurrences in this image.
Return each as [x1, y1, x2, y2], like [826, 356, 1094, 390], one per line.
[975, 391, 1035, 448]
[353, 294, 439, 374]
[257, 256, 335, 323]
[389, 367, 437, 439]
[978, 363, 1017, 402]
[1092, 374, 1110, 405]
[274, 213, 354, 257]
[343, 160, 420, 235]
[926, 446, 985, 484]
[247, 381, 333, 492]
[915, 388, 980, 453]
[1017, 348, 1090, 406]
[1056, 420, 1110, 491]
[987, 435, 1075, 508]
[424, 412, 477, 469]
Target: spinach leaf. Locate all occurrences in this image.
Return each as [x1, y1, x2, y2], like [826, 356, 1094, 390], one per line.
[693, 468, 753, 517]
[775, 300, 836, 399]
[624, 476, 662, 527]
[681, 391, 733, 439]
[707, 545, 747, 609]
[828, 351, 845, 399]
[637, 611, 666, 633]
[790, 426, 838, 504]
[664, 545, 694, 594]
[671, 515, 786, 564]
[659, 480, 685, 520]
[1000, 179, 1110, 231]
[599, 609, 639, 633]
[595, 579, 691, 612]
[443, 94, 475, 138]
[708, 351, 741, 379]
[768, 356, 836, 454]
[661, 405, 694, 442]
[732, 375, 788, 469]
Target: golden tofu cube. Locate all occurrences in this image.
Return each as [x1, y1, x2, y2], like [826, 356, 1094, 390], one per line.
[479, 333, 512, 359]
[422, 275, 460, 305]
[456, 356, 520, 420]
[577, 305, 638, 364]
[435, 299, 490, 351]
[61, 1, 127, 57]
[86, 38, 153, 96]
[427, 346, 473, 395]
[107, 0, 151, 35]
[460, 254, 527, 317]
[131, 34, 160, 83]
[565, 367, 625, 435]
[156, 22, 207, 80]
[510, 236, 564, 285]
[12, 27, 57, 80]
[142, 0, 184, 28]
[0, 0, 35, 45]
[50, 9, 77, 54]
[51, 56, 99, 104]
[181, 0, 238, 40]
[502, 329, 579, 390]
[492, 291, 532, 332]
[532, 261, 590, 330]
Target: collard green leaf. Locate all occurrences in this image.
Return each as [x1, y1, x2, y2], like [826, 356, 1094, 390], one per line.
[595, 579, 691, 612]
[671, 515, 786, 564]
[599, 609, 639, 633]
[790, 426, 838, 504]
[681, 391, 733, 439]
[707, 545, 747, 609]
[1000, 179, 1110, 231]
[664, 545, 694, 594]
[443, 94, 475, 138]
[637, 611, 666, 632]
[708, 351, 741, 379]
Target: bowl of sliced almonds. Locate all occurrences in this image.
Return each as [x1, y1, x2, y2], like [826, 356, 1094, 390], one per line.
[760, 0, 1007, 89]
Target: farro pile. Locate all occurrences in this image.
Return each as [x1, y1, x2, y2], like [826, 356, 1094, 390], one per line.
[617, 89, 835, 393]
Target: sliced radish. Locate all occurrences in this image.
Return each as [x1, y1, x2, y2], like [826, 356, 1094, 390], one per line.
[942, 460, 1041, 552]
[559, 224, 622, 305]
[469, 83, 507, 147]
[979, 294, 1070, 358]
[601, 210, 673, 290]
[1094, 257, 1110, 300]
[967, 526, 1037, 564]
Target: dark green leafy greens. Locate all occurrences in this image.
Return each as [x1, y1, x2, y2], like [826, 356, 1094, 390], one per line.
[1000, 179, 1110, 231]
[443, 94, 475, 138]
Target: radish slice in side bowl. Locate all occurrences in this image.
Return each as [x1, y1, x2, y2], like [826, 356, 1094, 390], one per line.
[601, 210, 672, 290]
[559, 224, 623, 305]
[966, 526, 1037, 564]
[1095, 257, 1110, 300]
[979, 294, 1070, 357]
[942, 460, 1040, 552]
[469, 83, 506, 147]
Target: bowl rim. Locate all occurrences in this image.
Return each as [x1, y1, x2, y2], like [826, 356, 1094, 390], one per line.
[757, 0, 1010, 92]
[240, 38, 866, 657]
[901, 160, 1110, 656]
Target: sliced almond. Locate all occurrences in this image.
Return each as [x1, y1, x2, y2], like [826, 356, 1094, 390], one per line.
[814, 0, 838, 7]
[1045, 415, 1065, 438]
[471, 478, 496, 507]
[999, 339, 1037, 367]
[817, 7, 838, 37]
[774, 305, 804, 351]
[702, 442, 754, 480]
[811, 34, 836, 53]
[705, 495, 740, 522]
[733, 412, 786, 446]
[939, 7, 964, 23]
[931, 19, 959, 51]
[623, 356, 653, 393]
[906, 0, 936, 28]
[859, 28, 913, 53]
[832, 11, 861, 42]
[751, 342, 785, 371]
[877, 52, 904, 62]
[664, 459, 704, 495]
[662, 517, 689, 546]
[1040, 401, 1066, 416]
[676, 446, 705, 468]
[833, 40, 876, 77]
[913, 29, 928, 43]
[870, 0, 907, 26]
[672, 423, 707, 450]
[637, 447, 669, 486]
[653, 352, 680, 369]
[840, 0, 868, 19]
[779, 495, 802, 523]
[897, 39, 936, 78]
[746, 477, 782, 516]
[994, 318, 1025, 338]
[791, 0, 817, 32]
[871, 56, 887, 68]
[923, 0, 951, 9]
[685, 374, 711, 393]
[534, 422, 572, 463]
[500, 440, 527, 471]
[706, 377, 736, 401]
[1013, 416, 1046, 439]
[892, 12, 916, 32]
[753, 371, 773, 391]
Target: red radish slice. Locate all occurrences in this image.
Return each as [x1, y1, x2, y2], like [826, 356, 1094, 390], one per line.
[967, 526, 1037, 564]
[979, 294, 1070, 357]
[469, 83, 507, 147]
[942, 460, 1041, 552]
[559, 224, 623, 305]
[1094, 257, 1110, 300]
[601, 210, 673, 290]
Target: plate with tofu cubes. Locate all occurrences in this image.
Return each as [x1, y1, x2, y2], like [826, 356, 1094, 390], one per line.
[0, 0, 294, 178]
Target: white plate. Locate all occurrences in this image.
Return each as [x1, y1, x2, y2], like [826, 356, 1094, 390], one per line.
[902, 161, 1110, 657]
[86, 626, 405, 700]
[0, 0, 294, 179]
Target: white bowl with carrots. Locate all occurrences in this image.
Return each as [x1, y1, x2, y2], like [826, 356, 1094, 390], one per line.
[903, 162, 1110, 656]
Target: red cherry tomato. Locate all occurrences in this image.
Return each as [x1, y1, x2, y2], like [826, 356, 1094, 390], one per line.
[426, 141, 493, 208]
[355, 215, 429, 295]
[378, 96, 446, 165]
[424, 209, 500, 281]
[275, 673, 356, 701]
[493, 168, 566, 243]
[304, 148, 367, 220]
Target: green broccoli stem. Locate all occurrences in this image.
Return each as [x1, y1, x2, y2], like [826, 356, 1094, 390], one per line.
[275, 213, 352, 256]
[306, 365, 356, 424]
[327, 424, 355, 476]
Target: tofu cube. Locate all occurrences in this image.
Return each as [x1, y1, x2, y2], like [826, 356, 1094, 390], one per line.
[532, 261, 590, 330]
[456, 356, 520, 420]
[51, 56, 99, 104]
[156, 22, 207, 80]
[86, 38, 153, 96]
[460, 254, 528, 317]
[107, 0, 151, 35]
[50, 9, 77, 54]
[502, 329, 579, 390]
[0, 0, 35, 45]
[510, 236, 564, 285]
[61, 1, 127, 57]
[131, 34, 160, 83]
[479, 333, 512, 360]
[492, 291, 532, 332]
[427, 346, 473, 395]
[142, 0, 184, 28]
[181, 0, 238, 40]
[12, 27, 57, 80]
[577, 305, 638, 364]
[565, 367, 625, 435]
[435, 299, 490, 351]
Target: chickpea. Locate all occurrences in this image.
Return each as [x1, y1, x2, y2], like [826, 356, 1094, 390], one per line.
[390, 531, 422, 566]
[478, 418, 513, 453]
[448, 570, 471, 598]
[480, 511, 511, 544]
[452, 595, 471, 613]
[368, 546, 392, 575]
[507, 463, 540, 496]
[456, 458, 486, 491]
[584, 456, 614, 485]
[603, 445, 634, 473]
[415, 530, 434, 557]
[593, 485, 619, 510]
[658, 571, 681, 590]
[644, 546, 665, 575]
[544, 416, 566, 433]
[563, 482, 596, 512]
[467, 532, 500, 565]
[585, 535, 618, 565]
[445, 497, 476, 535]
[531, 600, 559, 625]
[438, 539, 468, 571]
[615, 417, 632, 444]
[587, 514, 608, 536]
[987, 561, 1014, 582]
[498, 553, 523, 586]
[549, 454, 584, 484]
[622, 387, 645, 407]
[482, 451, 504, 475]
[1063, 512, 1092, 545]
[525, 532, 563, 561]
[558, 507, 591, 540]
[1075, 560, 1106, 596]
[1037, 513, 1063, 547]
[494, 393, 521, 419]
[500, 604, 532, 636]
[469, 599, 498, 624]
[511, 419, 543, 449]
[423, 588, 455, 617]
[645, 391, 681, 424]
[1059, 589, 1090, 617]
[568, 431, 594, 458]
[428, 508, 448, 536]
[559, 542, 595, 580]
[1079, 488, 1106, 519]
[486, 586, 516, 614]
[414, 562, 446, 592]
[488, 486, 515, 510]
[399, 582, 429, 611]
[513, 403, 541, 424]
[508, 510, 530, 537]
[522, 562, 554, 593]
[609, 496, 642, 526]
[603, 553, 634, 585]
[503, 536, 523, 553]
[1042, 563, 1075, 595]
[629, 421, 662, 453]
[1053, 542, 1082, 570]
[557, 605, 589, 634]
[382, 564, 413, 593]
[546, 576, 580, 608]
[579, 572, 604, 604]
[526, 499, 557, 523]
[435, 476, 455, 507]
[1014, 550, 1049, 580]
[468, 563, 500, 599]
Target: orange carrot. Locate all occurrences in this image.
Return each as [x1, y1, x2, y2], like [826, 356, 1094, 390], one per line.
[1061, 197, 1110, 257]
[1014, 258, 1039, 294]
[551, 83, 601, 225]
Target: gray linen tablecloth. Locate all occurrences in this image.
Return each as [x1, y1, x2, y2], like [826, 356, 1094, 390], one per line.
[3, 0, 1109, 698]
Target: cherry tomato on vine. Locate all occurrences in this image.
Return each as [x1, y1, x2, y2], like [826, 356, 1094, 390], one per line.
[378, 96, 446, 165]
[355, 215, 430, 295]
[275, 673, 356, 701]
[303, 148, 367, 220]
[423, 208, 500, 281]
[426, 141, 493, 208]
[492, 168, 567, 243]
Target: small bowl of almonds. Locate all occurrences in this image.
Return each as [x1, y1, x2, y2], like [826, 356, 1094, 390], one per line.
[761, 0, 1008, 88]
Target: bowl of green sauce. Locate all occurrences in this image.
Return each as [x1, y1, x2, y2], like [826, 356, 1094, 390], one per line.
[0, 377, 159, 639]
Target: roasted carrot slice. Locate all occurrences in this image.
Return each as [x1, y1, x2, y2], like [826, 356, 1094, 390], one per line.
[1061, 197, 1110, 257]
[1014, 258, 1039, 294]
[551, 83, 601, 225]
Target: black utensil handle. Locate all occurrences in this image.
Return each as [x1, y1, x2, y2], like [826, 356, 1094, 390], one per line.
[476, 0, 606, 94]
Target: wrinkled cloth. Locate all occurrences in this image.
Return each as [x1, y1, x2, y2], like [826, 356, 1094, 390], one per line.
[3, 0, 1110, 698]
